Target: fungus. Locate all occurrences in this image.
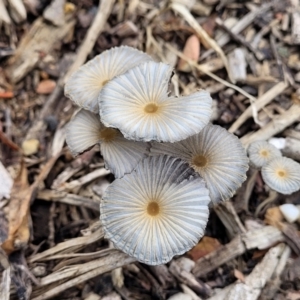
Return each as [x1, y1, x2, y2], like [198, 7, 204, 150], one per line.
[99, 61, 212, 142]
[150, 123, 249, 204]
[100, 155, 210, 265]
[66, 109, 148, 178]
[65, 46, 152, 113]
[261, 157, 300, 194]
[248, 140, 282, 168]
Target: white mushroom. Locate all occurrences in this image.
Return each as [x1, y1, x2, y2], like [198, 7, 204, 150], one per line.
[248, 140, 282, 169]
[64, 46, 152, 112]
[99, 61, 212, 142]
[150, 123, 249, 204]
[66, 109, 148, 178]
[100, 155, 210, 265]
[261, 157, 300, 194]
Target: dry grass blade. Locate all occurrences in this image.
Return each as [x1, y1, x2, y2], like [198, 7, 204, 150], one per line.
[39, 251, 119, 286]
[241, 104, 300, 146]
[37, 189, 100, 211]
[229, 81, 289, 133]
[31, 251, 135, 300]
[165, 43, 256, 102]
[171, 3, 235, 83]
[57, 168, 110, 192]
[29, 227, 104, 262]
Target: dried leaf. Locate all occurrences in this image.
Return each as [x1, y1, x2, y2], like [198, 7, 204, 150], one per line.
[188, 236, 221, 261]
[233, 269, 245, 283]
[1, 161, 31, 254]
[36, 79, 56, 94]
[177, 34, 200, 72]
[2, 153, 61, 254]
[264, 206, 284, 228]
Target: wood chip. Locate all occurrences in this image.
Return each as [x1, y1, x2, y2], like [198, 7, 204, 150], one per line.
[43, 0, 66, 26]
[21, 138, 39, 156]
[225, 243, 286, 300]
[192, 226, 284, 277]
[228, 48, 247, 82]
[6, 17, 75, 82]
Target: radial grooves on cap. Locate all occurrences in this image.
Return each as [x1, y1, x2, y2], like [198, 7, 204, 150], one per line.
[262, 157, 300, 194]
[99, 61, 212, 142]
[100, 155, 210, 265]
[248, 140, 282, 168]
[66, 109, 102, 156]
[150, 124, 249, 203]
[100, 136, 149, 178]
[65, 46, 152, 113]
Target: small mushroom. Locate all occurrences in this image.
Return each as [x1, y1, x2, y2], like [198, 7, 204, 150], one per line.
[99, 61, 212, 142]
[100, 155, 210, 265]
[248, 140, 282, 168]
[261, 157, 300, 194]
[150, 123, 249, 204]
[279, 203, 300, 223]
[64, 46, 152, 113]
[66, 109, 148, 178]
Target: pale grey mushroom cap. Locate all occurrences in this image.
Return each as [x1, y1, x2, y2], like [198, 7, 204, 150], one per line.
[64, 46, 152, 113]
[99, 61, 212, 142]
[66, 109, 148, 178]
[150, 124, 249, 204]
[100, 155, 210, 265]
[261, 157, 300, 194]
[66, 109, 102, 156]
[248, 140, 282, 169]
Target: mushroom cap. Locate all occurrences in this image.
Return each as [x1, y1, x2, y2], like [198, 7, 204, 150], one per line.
[150, 124, 249, 204]
[64, 46, 152, 113]
[66, 109, 148, 178]
[99, 61, 212, 142]
[66, 109, 102, 156]
[261, 157, 300, 194]
[100, 155, 210, 265]
[248, 140, 282, 168]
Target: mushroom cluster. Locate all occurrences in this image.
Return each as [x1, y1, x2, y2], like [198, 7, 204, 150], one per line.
[64, 46, 249, 265]
[248, 140, 300, 194]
